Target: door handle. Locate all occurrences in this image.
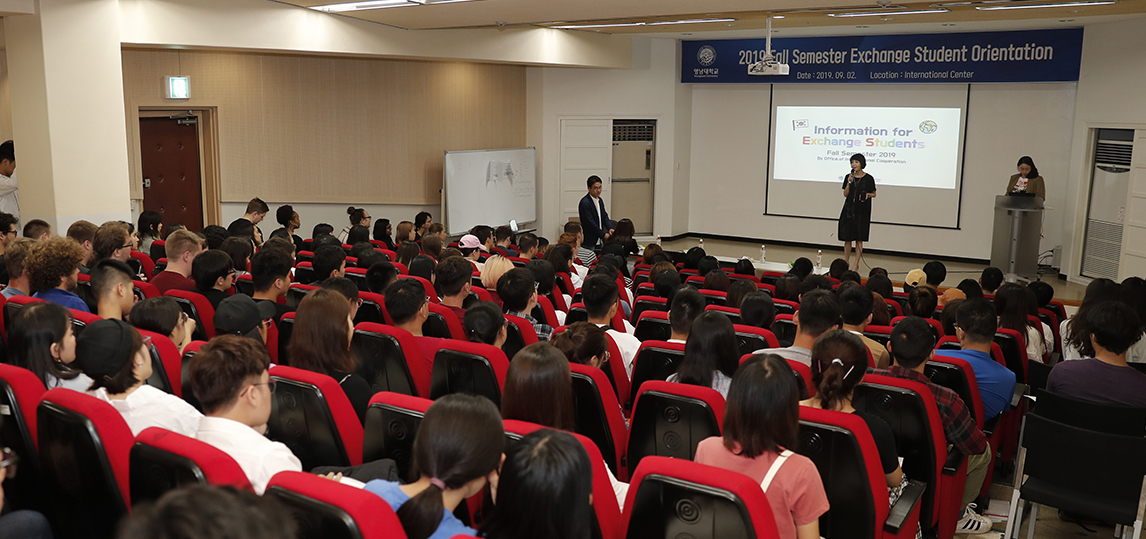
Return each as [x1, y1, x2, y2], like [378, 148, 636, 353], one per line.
[143, 178, 151, 189]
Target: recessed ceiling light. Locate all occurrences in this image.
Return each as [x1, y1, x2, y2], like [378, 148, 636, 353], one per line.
[943, 22, 956, 26]
[975, 0, 1115, 10]
[1060, 18, 1076, 21]
[681, 32, 692, 35]
[856, 25, 870, 28]
[772, 15, 786, 19]
[828, 8, 950, 17]
[881, 17, 894, 20]
[549, 17, 736, 29]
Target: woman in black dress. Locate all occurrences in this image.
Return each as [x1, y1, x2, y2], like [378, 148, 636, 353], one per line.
[839, 153, 876, 271]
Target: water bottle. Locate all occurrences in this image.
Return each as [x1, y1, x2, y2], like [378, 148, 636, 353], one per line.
[656, 236, 661, 245]
[760, 244, 766, 262]
[816, 250, 823, 269]
[699, 238, 704, 249]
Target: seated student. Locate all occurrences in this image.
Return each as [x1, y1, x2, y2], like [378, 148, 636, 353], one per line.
[385, 278, 446, 374]
[396, 241, 421, 267]
[870, 293, 892, 326]
[828, 258, 849, 281]
[192, 250, 235, 309]
[478, 429, 593, 539]
[23, 219, 53, 242]
[312, 245, 347, 282]
[587, 261, 632, 316]
[979, 267, 1004, 296]
[130, 297, 198, 354]
[667, 286, 707, 343]
[221, 236, 254, 278]
[648, 260, 676, 285]
[869, 267, 889, 278]
[226, 218, 259, 251]
[499, 268, 553, 342]
[409, 255, 436, 283]
[754, 290, 840, 367]
[935, 299, 1016, 421]
[500, 342, 627, 507]
[190, 335, 302, 494]
[250, 248, 294, 324]
[839, 270, 862, 285]
[271, 204, 305, 255]
[1027, 280, 1056, 314]
[563, 222, 595, 266]
[356, 246, 387, 270]
[415, 212, 433, 240]
[839, 286, 891, 369]
[458, 234, 486, 272]
[481, 255, 514, 304]
[940, 298, 964, 338]
[652, 267, 680, 299]
[319, 277, 362, 322]
[582, 274, 640, 377]
[366, 262, 400, 295]
[372, 219, 395, 250]
[421, 235, 443, 261]
[725, 279, 757, 310]
[880, 317, 993, 534]
[802, 330, 904, 489]
[556, 233, 590, 285]
[436, 256, 476, 325]
[667, 311, 739, 398]
[733, 258, 755, 277]
[800, 274, 833, 296]
[464, 301, 508, 348]
[8, 302, 93, 391]
[313, 232, 342, 250]
[151, 229, 204, 294]
[202, 225, 229, 251]
[1049, 300, 1146, 407]
[551, 322, 609, 370]
[694, 354, 829, 539]
[641, 243, 664, 266]
[906, 285, 938, 319]
[696, 256, 720, 279]
[2, 237, 34, 298]
[955, 279, 984, 300]
[427, 222, 447, 242]
[91, 259, 137, 320]
[27, 236, 90, 312]
[773, 273, 802, 302]
[938, 287, 966, 309]
[515, 233, 540, 260]
[364, 393, 504, 539]
[682, 246, 706, 271]
[290, 288, 373, 422]
[116, 483, 298, 539]
[865, 273, 893, 301]
[790, 257, 814, 281]
[995, 283, 1050, 364]
[493, 225, 518, 258]
[77, 319, 202, 437]
[902, 269, 926, 295]
[229, 198, 269, 246]
[740, 291, 776, 329]
[525, 259, 567, 324]
[214, 294, 274, 347]
[347, 225, 371, 246]
[65, 220, 97, 276]
[923, 260, 947, 289]
[702, 269, 730, 292]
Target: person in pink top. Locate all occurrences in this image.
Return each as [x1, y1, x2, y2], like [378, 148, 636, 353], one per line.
[694, 353, 829, 539]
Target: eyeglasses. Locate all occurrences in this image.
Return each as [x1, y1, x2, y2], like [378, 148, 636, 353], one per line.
[250, 380, 277, 394]
[3, 229, 15, 237]
[119, 243, 134, 250]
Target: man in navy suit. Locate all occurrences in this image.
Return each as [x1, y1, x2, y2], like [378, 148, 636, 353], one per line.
[578, 175, 614, 249]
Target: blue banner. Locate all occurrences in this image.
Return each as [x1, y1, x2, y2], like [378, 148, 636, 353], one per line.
[682, 28, 1082, 84]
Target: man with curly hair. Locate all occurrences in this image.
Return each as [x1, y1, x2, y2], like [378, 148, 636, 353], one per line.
[27, 237, 89, 312]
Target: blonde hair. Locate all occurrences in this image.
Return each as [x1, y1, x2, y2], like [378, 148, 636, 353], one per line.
[481, 255, 514, 289]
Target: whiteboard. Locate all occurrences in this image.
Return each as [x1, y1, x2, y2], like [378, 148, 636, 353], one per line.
[443, 148, 537, 236]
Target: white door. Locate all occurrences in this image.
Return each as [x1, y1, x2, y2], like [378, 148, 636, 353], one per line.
[560, 118, 613, 239]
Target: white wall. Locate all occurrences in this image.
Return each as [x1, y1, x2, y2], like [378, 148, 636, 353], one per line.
[220, 202, 438, 239]
[527, 38, 691, 240]
[1063, 17, 1146, 282]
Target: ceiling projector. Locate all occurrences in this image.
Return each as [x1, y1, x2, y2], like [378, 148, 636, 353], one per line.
[748, 56, 790, 76]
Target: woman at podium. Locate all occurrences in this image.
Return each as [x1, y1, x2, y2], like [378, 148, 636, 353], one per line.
[1005, 156, 1045, 199]
[839, 153, 876, 271]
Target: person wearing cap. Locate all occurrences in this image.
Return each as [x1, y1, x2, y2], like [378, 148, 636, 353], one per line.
[458, 234, 485, 273]
[903, 268, 926, 294]
[385, 278, 446, 376]
[78, 319, 202, 437]
[26, 236, 91, 313]
[91, 259, 137, 320]
[214, 294, 276, 345]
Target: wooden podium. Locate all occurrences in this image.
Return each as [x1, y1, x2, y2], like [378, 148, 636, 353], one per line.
[990, 195, 1044, 282]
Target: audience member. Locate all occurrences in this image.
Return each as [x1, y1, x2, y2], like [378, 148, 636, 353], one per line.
[493, 225, 518, 257]
[606, 218, 639, 256]
[938, 286, 966, 308]
[839, 270, 862, 285]
[755, 289, 840, 367]
[459, 234, 485, 272]
[363, 394, 503, 539]
[338, 206, 371, 243]
[725, 279, 757, 309]
[312, 244, 347, 281]
[733, 258, 755, 277]
[870, 292, 892, 326]
[65, 219, 97, 274]
[0, 212, 16, 284]
[563, 222, 596, 265]
[882, 317, 992, 533]
[828, 258, 849, 280]
[979, 267, 1003, 295]
[499, 267, 553, 341]
[91, 259, 136, 320]
[668, 311, 739, 398]
[427, 222, 446, 241]
[395, 220, 417, 244]
[1, 237, 33, 298]
[271, 204, 304, 254]
[740, 291, 776, 329]
[396, 241, 421, 267]
[319, 277, 362, 321]
[164, 222, 186, 239]
[481, 255, 514, 300]
[435, 256, 474, 324]
[464, 301, 508, 348]
[668, 286, 707, 343]
[869, 267, 889, 278]
[151, 229, 204, 294]
[8, 302, 92, 391]
[290, 288, 372, 422]
[800, 274, 833, 295]
[312, 223, 335, 241]
[865, 273, 893, 300]
[27, 236, 89, 312]
[374, 218, 395, 250]
[790, 257, 813, 280]
[313, 232, 342, 250]
[130, 297, 197, 353]
[543, 242, 577, 290]
[703, 269, 730, 292]
[516, 233, 539, 260]
[229, 198, 268, 246]
[652, 266, 680, 299]
[550, 322, 608, 369]
[250, 247, 294, 323]
[683, 246, 706, 270]
[202, 225, 229, 250]
[582, 274, 640, 376]
[804, 330, 904, 488]
[774, 273, 801, 302]
[137, 211, 163, 255]
[956, 278, 984, 300]
[78, 319, 202, 436]
[117, 484, 297, 539]
[385, 278, 445, 374]
[936, 299, 1016, 420]
[421, 234, 443, 260]
[366, 262, 400, 294]
[214, 294, 273, 346]
[92, 221, 132, 264]
[226, 218, 258, 248]
[923, 260, 947, 288]
[1027, 280, 1056, 312]
[414, 211, 433, 240]
[356, 245, 387, 269]
[192, 249, 235, 309]
[221, 236, 254, 277]
[23, 219, 52, 242]
[694, 354, 829, 539]
[903, 268, 925, 294]
[641, 243, 663, 266]
[409, 255, 436, 283]
[907, 285, 938, 319]
[940, 298, 964, 337]
[839, 286, 890, 368]
[694, 256, 718, 278]
[1050, 300, 1146, 407]
[525, 259, 566, 323]
[995, 283, 1049, 363]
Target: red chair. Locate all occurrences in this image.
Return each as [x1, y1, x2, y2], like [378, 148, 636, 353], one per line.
[601, 334, 630, 406]
[501, 421, 625, 539]
[130, 250, 155, 280]
[152, 258, 168, 278]
[627, 340, 686, 407]
[534, 295, 561, 328]
[470, 285, 493, 303]
[569, 363, 628, 481]
[352, 322, 429, 397]
[69, 308, 102, 335]
[863, 324, 895, 348]
[377, 248, 398, 263]
[549, 284, 569, 312]
[633, 309, 672, 342]
[773, 298, 800, 316]
[627, 380, 725, 472]
[429, 340, 510, 405]
[392, 261, 409, 275]
[180, 340, 208, 410]
[698, 288, 728, 306]
[426, 302, 466, 340]
[295, 261, 316, 284]
[129, 427, 252, 505]
[356, 290, 387, 325]
[265, 471, 407, 539]
[624, 457, 780, 539]
[267, 366, 364, 469]
[37, 388, 135, 537]
[771, 313, 797, 347]
[797, 407, 925, 539]
[994, 328, 1029, 383]
[733, 324, 780, 354]
[165, 289, 216, 339]
[286, 283, 318, 309]
[705, 304, 742, 324]
[137, 329, 184, 397]
[148, 240, 166, 263]
[400, 275, 439, 304]
[503, 313, 540, 360]
[132, 280, 160, 300]
[631, 295, 668, 324]
[885, 299, 904, 317]
[362, 392, 433, 477]
[0, 364, 48, 511]
[926, 354, 1005, 498]
[3, 295, 46, 340]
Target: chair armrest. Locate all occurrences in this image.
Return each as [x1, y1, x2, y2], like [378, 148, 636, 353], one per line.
[943, 450, 966, 475]
[1010, 383, 1028, 408]
[884, 480, 927, 534]
[983, 414, 1000, 436]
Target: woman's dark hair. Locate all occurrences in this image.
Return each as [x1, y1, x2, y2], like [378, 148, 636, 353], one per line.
[995, 283, 1038, 334]
[940, 298, 964, 337]
[1120, 277, 1146, 326]
[675, 311, 739, 389]
[722, 354, 799, 458]
[525, 259, 557, 299]
[373, 218, 395, 250]
[421, 235, 443, 260]
[138, 211, 162, 239]
[810, 329, 869, 412]
[1066, 300, 1145, 357]
[1028, 280, 1056, 308]
[907, 286, 938, 319]
[870, 292, 891, 326]
[613, 218, 635, 239]
[956, 278, 984, 300]
[347, 225, 370, 245]
[642, 244, 663, 265]
[774, 273, 802, 301]
[399, 394, 504, 539]
[840, 270, 862, 284]
[544, 243, 574, 276]
[828, 258, 849, 280]
[8, 302, 79, 387]
[501, 343, 574, 431]
[865, 274, 893, 299]
[414, 212, 432, 231]
[347, 206, 367, 226]
[702, 270, 730, 292]
[276, 205, 295, 228]
[289, 288, 356, 375]
[550, 322, 607, 366]
[1017, 155, 1039, 179]
[220, 237, 253, 273]
[129, 297, 184, 338]
[202, 225, 229, 251]
[396, 241, 421, 267]
[88, 326, 146, 395]
[312, 223, 334, 240]
[850, 153, 867, 169]
[464, 302, 505, 345]
[1064, 278, 1122, 344]
[868, 267, 888, 278]
[683, 247, 706, 270]
[479, 429, 592, 539]
[733, 259, 755, 276]
[697, 256, 720, 278]
[163, 223, 186, 240]
[408, 255, 436, 282]
[725, 279, 758, 310]
[740, 291, 776, 328]
[790, 258, 813, 280]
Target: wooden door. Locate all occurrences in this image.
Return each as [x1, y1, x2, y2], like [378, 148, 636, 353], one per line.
[140, 117, 204, 232]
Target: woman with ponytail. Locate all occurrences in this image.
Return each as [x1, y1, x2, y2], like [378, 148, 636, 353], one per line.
[803, 329, 903, 488]
[364, 393, 504, 539]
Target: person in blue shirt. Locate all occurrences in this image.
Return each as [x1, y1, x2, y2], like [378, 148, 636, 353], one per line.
[26, 236, 91, 313]
[364, 394, 504, 539]
[935, 298, 1016, 420]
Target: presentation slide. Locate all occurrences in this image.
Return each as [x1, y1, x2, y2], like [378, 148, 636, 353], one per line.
[774, 106, 962, 189]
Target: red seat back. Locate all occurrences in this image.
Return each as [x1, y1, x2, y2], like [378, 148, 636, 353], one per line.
[130, 427, 252, 505]
[352, 322, 429, 398]
[267, 365, 365, 468]
[569, 363, 629, 481]
[362, 392, 433, 477]
[627, 380, 724, 472]
[130, 250, 156, 280]
[265, 471, 407, 539]
[165, 289, 217, 339]
[429, 340, 509, 405]
[534, 295, 561, 328]
[401, 275, 438, 304]
[426, 302, 466, 340]
[132, 280, 161, 300]
[137, 329, 184, 397]
[503, 313, 540, 360]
